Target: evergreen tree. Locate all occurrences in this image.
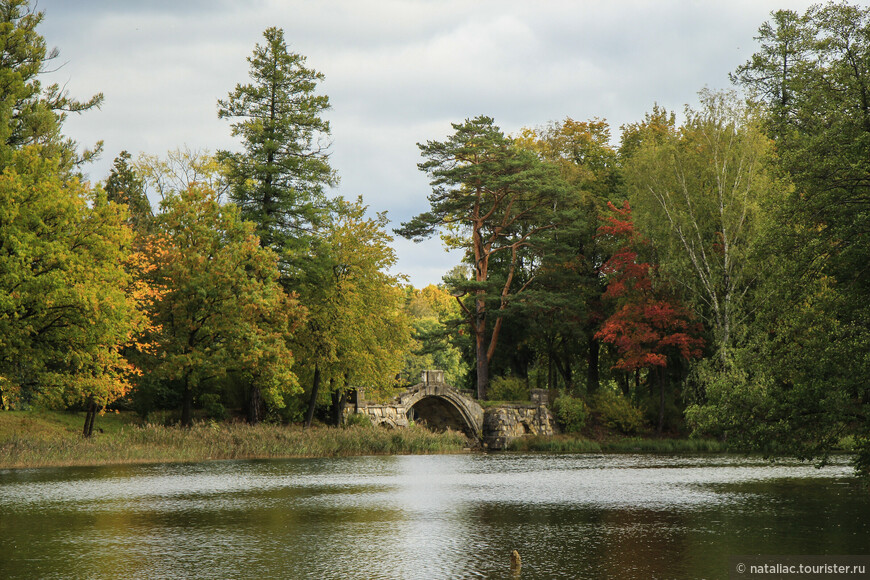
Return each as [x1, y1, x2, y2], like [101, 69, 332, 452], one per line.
[0, 0, 103, 172]
[105, 150, 152, 231]
[397, 116, 570, 399]
[218, 27, 336, 255]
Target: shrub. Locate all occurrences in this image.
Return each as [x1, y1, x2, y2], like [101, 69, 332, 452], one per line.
[344, 412, 373, 428]
[552, 395, 589, 433]
[488, 376, 529, 402]
[592, 390, 645, 434]
[200, 393, 228, 421]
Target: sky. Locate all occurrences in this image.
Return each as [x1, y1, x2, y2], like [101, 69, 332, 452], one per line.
[37, 0, 816, 288]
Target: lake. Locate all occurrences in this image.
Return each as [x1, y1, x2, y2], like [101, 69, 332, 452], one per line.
[1, 454, 867, 579]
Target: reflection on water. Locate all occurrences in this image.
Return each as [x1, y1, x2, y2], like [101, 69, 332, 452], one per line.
[1, 454, 867, 579]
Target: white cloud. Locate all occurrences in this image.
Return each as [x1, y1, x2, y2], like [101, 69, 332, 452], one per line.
[37, 0, 817, 287]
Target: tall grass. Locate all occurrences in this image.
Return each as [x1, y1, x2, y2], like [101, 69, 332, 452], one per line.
[0, 414, 470, 469]
[508, 434, 728, 454]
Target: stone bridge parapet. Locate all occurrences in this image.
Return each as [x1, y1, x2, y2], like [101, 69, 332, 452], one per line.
[346, 371, 555, 448]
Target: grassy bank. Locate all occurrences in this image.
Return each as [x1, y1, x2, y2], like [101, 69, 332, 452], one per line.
[507, 434, 729, 454]
[0, 411, 470, 469]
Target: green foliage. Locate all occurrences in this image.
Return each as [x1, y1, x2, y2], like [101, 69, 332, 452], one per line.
[400, 284, 469, 388]
[552, 395, 589, 433]
[344, 412, 373, 428]
[855, 437, 870, 481]
[135, 184, 303, 426]
[291, 197, 411, 423]
[0, 0, 103, 172]
[104, 150, 152, 231]
[488, 376, 529, 402]
[591, 390, 645, 435]
[725, 2, 870, 474]
[199, 393, 228, 422]
[0, 148, 143, 411]
[218, 26, 335, 253]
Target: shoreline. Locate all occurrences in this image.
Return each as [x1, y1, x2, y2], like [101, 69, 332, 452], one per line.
[1, 410, 854, 471]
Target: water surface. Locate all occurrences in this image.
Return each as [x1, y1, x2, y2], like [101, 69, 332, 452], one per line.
[1, 454, 867, 579]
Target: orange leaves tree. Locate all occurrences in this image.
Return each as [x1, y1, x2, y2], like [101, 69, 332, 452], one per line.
[0, 149, 145, 430]
[595, 201, 704, 433]
[136, 185, 304, 426]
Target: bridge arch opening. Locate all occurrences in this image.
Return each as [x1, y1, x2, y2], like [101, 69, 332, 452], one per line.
[408, 396, 475, 436]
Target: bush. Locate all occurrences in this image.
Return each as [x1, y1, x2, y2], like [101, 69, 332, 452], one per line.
[200, 393, 228, 421]
[592, 390, 645, 435]
[344, 412, 373, 428]
[552, 395, 589, 433]
[488, 376, 529, 402]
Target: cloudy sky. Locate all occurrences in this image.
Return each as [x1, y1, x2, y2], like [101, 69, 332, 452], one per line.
[37, 0, 814, 287]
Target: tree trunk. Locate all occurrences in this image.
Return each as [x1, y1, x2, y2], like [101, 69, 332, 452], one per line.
[83, 396, 98, 438]
[553, 352, 573, 393]
[248, 384, 263, 425]
[475, 298, 488, 400]
[304, 364, 321, 428]
[618, 372, 630, 398]
[331, 390, 347, 427]
[587, 336, 600, 395]
[181, 375, 193, 427]
[657, 367, 666, 435]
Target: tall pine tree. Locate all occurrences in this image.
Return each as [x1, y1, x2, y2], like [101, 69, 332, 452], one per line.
[218, 27, 336, 256]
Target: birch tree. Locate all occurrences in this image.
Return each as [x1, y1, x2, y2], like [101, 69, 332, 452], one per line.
[622, 91, 786, 360]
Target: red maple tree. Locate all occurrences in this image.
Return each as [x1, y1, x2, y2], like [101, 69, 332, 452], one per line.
[594, 201, 705, 432]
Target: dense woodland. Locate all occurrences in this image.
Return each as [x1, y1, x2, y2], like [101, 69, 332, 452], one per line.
[0, 1, 867, 475]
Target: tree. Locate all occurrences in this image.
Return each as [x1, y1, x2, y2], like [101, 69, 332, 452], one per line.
[594, 201, 704, 433]
[136, 185, 303, 426]
[621, 91, 786, 361]
[218, 27, 336, 255]
[0, 148, 144, 434]
[135, 147, 229, 204]
[516, 118, 621, 394]
[292, 198, 410, 427]
[695, 1, 870, 476]
[400, 284, 469, 388]
[105, 150, 152, 231]
[397, 116, 570, 399]
[0, 0, 103, 172]
[733, 1, 869, 338]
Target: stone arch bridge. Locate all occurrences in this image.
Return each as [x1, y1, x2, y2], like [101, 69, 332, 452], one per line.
[346, 370, 556, 448]
[349, 370, 484, 437]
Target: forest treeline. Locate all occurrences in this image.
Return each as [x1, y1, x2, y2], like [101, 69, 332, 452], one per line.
[0, 1, 866, 475]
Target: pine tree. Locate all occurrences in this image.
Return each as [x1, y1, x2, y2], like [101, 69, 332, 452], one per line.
[0, 0, 103, 171]
[218, 27, 336, 255]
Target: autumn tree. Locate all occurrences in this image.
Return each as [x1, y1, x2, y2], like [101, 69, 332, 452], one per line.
[397, 116, 570, 399]
[621, 91, 785, 362]
[400, 284, 469, 388]
[0, 149, 144, 433]
[290, 198, 410, 426]
[136, 185, 303, 426]
[594, 201, 704, 433]
[515, 118, 620, 393]
[135, 147, 229, 203]
[218, 26, 336, 256]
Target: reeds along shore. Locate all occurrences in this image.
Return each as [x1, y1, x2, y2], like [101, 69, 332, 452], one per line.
[0, 412, 470, 469]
